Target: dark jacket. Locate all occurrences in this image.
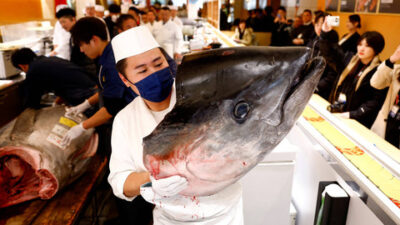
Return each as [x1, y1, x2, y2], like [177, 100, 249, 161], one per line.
[270, 22, 291, 46]
[70, 38, 97, 81]
[23, 56, 96, 109]
[294, 23, 314, 46]
[104, 16, 117, 39]
[310, 30, 342, 100]
[339, 32, 360, 55]
[331, 56, 388, 128]
[318, 30, 387, 127]
[261, 15, 275, 32]
[246, 17, 263, 32]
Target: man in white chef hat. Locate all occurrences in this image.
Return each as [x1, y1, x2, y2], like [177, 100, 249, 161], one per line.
[51, 4, 71, 60]
[95, 5, 105, 18]
[153, 6, 183, 60]
[108, 26, 243, 225]
[169, 5, 183, 29]
[85, 1, 96, 17]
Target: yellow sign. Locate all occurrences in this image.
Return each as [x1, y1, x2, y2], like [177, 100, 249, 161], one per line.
[59, 117, 78, 128]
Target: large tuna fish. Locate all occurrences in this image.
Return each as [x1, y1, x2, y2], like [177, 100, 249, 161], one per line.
[0, 106, 98, 208]
[143, 47, 325, 196]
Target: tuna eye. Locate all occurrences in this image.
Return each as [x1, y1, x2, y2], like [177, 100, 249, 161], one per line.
[233, 101, 250, 121]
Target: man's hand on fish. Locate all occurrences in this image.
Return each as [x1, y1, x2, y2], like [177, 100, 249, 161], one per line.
[141, 175, 188, 201]
[61, 123, 87, 146]
[66, 99, 91, 116]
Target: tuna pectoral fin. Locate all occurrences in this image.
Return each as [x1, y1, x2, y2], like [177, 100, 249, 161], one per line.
[282, 57, 325, 125]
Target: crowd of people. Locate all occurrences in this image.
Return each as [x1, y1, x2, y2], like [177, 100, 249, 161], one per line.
[230, 6, 399, 148]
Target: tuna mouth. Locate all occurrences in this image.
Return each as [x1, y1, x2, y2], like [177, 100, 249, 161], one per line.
[0, 147, 58, 208]
[0, 133, 99, 208]
[283, 57, 323, 104]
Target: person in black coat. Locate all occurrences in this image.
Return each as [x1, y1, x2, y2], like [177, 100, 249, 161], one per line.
[247, 9, 263, 32]
[104, 4, 121, 39]
[305, 13, 342, 101]
[320, 25, 388, 128]
[262, 6, 275, 32]
[338, 14, 361, 63]
[292, 9, 314, 46]
[220, 4, 230, 30]
[270, 6, 291, 46]
[11, 48, 97, 109]
[290, 16, 303, 40]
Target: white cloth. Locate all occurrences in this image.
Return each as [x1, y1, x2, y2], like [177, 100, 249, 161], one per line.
[172, 16, 183, 30]
[153, 20, 183, 57]
[143, 21, 162, 36]
[52, 21, 71, 60]
[108, 84, 243, 225]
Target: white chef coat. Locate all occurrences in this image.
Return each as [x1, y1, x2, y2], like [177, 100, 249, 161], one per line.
[171, 16, 183, 30]
[153, 20, 183, 57]
[52, 21, 71, 60]
[143, 21, 162, 37]
[108, 84, 243, 225]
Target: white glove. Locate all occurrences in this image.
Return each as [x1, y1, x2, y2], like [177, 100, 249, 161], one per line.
[141, 175, 188, 201]
[66, 99, 91, 116]
[61, 123, 86, 146]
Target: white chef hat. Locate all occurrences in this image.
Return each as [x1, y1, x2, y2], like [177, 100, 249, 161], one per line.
[86, 0, 95, 8]
[56, 4, 69, 12]
[169, 5, 178, 10]
[95, 5, 104, 12]
[112, 26, 160, 63]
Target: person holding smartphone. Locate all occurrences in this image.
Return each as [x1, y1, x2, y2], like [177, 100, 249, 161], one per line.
[370, 44, 400, 147]
[271, 6, 291, 46]
[321, 18, 388, 128]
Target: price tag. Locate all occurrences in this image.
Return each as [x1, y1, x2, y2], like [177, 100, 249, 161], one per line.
[47, 133, 65, 149]
[52, 124, 68, 137]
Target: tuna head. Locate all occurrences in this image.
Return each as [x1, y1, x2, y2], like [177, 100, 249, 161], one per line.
[143, 47, 325, 196]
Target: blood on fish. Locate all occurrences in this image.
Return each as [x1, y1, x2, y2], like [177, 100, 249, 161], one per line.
[192, 214, 199, 219]
[190, 195, 200, 205]
[242, 162, 246, 166]
[146, 142, 193, 178]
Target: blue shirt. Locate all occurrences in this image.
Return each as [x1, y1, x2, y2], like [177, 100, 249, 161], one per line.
[98, 43, 137, 115]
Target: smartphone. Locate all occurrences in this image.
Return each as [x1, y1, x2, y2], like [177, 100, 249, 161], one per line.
[326, 16, 340, 27]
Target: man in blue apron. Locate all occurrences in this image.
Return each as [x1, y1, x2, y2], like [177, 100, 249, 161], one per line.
[61, 17, 137, 147]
